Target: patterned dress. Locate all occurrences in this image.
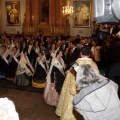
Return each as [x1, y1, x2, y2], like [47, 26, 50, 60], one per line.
[44, 57, 65, 106]
[32, 56, 47, 88]
[55, 58, 99, 120]
[13, 54, 34, 86]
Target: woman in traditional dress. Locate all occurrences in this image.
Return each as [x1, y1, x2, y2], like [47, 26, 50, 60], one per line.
[55, 46, 99, 120]
[33, 40, 40, 68]
[44, 50, 65, 106]
[47, 43, 58, 69]
[13, 49, 34, 86]
[32, 51, 47, 88]
[0, 45, 10, 78]
[7, 46, 20, 80]
[27, 40, 35, 66]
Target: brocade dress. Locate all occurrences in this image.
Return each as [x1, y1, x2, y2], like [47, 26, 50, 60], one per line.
[55, 58, 99, 120]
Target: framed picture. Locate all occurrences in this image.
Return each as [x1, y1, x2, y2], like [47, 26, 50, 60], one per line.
[73, 1, 91, 28]
[5, 1, 20, 26]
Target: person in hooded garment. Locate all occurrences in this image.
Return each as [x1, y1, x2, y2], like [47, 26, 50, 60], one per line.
[73, 64, 120, 120]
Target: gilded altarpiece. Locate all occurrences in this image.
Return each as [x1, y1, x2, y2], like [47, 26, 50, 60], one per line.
[22, 0, 70, 36]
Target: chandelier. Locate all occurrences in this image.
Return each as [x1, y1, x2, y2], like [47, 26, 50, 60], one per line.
[62, 0, 74, 16]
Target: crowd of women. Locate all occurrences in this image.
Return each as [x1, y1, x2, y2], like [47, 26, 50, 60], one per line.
[0, 32, 69, 106]
[0, 24, 120, 119]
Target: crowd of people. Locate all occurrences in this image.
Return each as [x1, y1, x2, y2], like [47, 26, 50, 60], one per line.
[0, 23, 120, 119]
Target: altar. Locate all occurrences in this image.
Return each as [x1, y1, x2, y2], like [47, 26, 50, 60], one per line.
[22, 0, 70, 36]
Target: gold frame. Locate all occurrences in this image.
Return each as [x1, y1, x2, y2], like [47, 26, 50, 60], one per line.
[5, 1, 20, 26]
[73, 1, 91, 28]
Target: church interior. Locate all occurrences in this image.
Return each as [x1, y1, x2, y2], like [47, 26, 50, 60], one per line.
[0, 0, 91, 119]
[0, 0, 93, 37]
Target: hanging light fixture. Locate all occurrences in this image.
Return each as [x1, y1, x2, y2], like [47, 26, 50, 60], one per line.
[62, 0, 74, 17]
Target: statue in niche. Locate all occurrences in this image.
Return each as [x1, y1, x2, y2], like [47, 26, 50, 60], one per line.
[41, 0, 49, 23]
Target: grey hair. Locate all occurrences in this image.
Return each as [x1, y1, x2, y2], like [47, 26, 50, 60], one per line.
[76, 64, 105, 90]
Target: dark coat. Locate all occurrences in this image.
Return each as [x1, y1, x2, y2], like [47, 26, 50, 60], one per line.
[65, 47, 80, 70]
[105, 43, 120, 77]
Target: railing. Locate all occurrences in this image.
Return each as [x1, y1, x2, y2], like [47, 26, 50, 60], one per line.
[22, 26, 70, 36]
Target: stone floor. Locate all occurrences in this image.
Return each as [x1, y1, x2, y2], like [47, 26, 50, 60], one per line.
[0, 87, 59, 120]
[0, 84, 84, 120]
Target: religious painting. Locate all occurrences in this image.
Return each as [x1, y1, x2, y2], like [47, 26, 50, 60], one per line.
[5, 1, 20, 26]
[73, 1, 91, 28]
[40, 0, 49, 23]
